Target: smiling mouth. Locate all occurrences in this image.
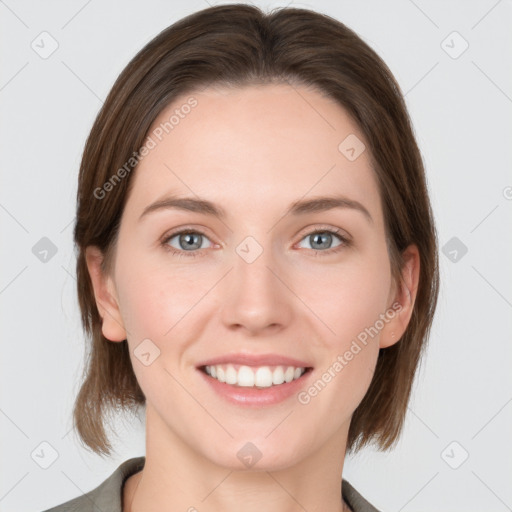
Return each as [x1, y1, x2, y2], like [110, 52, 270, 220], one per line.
[199, 364, 313, 388]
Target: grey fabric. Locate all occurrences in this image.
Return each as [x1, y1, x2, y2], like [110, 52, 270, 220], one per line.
[42, 457, 146, 512]
[343, 479, 381, 512]
[42, 456, 381, 512]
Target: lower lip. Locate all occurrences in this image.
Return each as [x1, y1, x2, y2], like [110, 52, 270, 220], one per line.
[198, 368, 313, 407]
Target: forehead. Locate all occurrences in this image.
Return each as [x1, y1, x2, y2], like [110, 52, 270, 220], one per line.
[125, 83, 382, 224]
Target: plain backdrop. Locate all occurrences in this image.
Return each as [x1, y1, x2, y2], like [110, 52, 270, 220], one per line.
[1, 1, 511, 511]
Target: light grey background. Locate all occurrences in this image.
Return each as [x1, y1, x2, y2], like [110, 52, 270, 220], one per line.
[1, 1, 511, 511]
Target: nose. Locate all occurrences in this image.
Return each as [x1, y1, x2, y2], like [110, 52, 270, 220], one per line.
[220, 242, 293, 336]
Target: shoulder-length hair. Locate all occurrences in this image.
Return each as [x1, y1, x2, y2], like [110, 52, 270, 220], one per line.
[72, 3, 439, 457]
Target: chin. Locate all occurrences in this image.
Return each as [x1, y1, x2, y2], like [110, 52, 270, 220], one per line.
[199, 432, 309, 472]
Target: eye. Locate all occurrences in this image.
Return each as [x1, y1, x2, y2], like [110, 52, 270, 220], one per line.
[161, 226, 351, 258]
[161, 229, 213, 258]
[296, 228, 350, 255]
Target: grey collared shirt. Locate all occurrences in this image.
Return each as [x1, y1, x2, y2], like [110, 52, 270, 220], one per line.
[42, 456, 381, 512]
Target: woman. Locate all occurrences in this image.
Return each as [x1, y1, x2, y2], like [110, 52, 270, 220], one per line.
[43, 4, 439, 511]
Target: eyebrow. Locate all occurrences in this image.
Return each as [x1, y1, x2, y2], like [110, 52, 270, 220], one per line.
[139, 194, 373, 224]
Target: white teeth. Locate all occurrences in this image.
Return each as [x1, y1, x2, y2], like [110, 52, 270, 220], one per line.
[255, 367, 273, 388]
[225, 365, 237, 385]
[272, 366, 285, 385]
[284, 366, 295, 383]
[237, 365, 255, 387]
[204, 364, 307, 388]
[216, 366, 225, 383]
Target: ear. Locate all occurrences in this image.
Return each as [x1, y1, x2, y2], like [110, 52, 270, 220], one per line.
[85, 246, 127, 342]
[379, 244, 420, 349]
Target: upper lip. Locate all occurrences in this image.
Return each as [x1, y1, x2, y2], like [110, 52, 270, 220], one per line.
[197, 353, 313, 368]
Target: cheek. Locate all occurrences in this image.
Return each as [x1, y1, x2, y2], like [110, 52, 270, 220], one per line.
[294, 250, 392, 346]
[114, 259, 208, 392]
[115, 249, 212, 340]
[298, 268, 386, 420]
[294, 249, 390, 405]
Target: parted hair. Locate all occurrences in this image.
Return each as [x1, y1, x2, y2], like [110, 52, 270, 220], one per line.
[72, 3, 439, 457]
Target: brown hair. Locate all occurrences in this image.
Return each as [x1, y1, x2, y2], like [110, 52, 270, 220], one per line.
[72, 3, 439, 457]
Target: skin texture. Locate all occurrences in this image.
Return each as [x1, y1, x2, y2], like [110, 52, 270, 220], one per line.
[86, 83, 420, 512]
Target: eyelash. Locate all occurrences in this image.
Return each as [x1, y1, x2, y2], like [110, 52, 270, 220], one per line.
[160, 226, 351, 259]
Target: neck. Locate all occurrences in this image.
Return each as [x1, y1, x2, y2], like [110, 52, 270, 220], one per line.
[125, 404, 351, 512]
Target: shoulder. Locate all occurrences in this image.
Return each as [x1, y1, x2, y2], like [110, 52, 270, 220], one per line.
[41, 457, 146, 512]
[342, 479, 382, 512]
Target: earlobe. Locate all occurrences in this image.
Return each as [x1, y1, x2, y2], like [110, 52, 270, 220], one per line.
[379, 244, 420, 349]
[85, 246, 127, 342]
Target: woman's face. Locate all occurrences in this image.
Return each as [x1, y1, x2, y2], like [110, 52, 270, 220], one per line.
[88, 83, 415, 470]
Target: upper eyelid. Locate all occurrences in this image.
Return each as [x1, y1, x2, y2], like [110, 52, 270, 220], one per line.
[161, 226, 217, 246]
[295, 228, 350, 248]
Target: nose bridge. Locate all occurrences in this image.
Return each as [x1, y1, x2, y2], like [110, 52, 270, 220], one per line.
[220, 234, 291, 333]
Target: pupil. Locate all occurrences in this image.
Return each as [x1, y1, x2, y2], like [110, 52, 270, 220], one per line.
[312, 232, 331, 249]
[181, 233, 201, 250]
